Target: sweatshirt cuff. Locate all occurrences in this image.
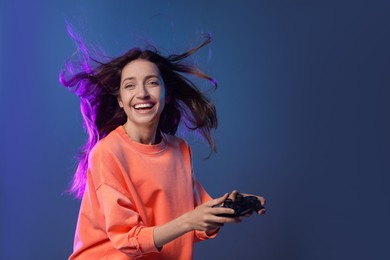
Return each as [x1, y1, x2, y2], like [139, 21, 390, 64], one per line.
[195, 229, 219, 242]
[138, 226, 161, 253]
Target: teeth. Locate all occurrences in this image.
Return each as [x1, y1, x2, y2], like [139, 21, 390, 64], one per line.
[134, 103, 154, 109]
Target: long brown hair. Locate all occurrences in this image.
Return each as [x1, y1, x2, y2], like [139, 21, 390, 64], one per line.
[60, 30, 217, 199]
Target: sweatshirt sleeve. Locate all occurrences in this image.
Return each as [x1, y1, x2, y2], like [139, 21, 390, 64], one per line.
[90, 146, 160, 258]
[192, 177, 219, 241]
[95, 184, 159, 257]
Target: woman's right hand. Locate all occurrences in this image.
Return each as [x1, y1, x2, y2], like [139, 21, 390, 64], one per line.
[184, 193, 242, 232]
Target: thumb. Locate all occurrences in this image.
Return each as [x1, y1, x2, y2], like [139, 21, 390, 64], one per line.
[209, 193, 229, 207]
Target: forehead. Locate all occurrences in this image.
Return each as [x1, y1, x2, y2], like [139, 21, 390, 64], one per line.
[121, 59, 160, 79]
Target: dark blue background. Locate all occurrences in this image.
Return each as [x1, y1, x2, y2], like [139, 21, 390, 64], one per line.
[1, 1, 389, 259]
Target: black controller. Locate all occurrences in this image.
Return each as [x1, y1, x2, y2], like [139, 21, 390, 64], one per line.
[219, 193, 264, 217]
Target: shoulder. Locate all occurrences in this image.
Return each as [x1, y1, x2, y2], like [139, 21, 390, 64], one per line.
[89, 126, 124, 161]
[164, 134, 193, 162]
[87, 127, 129, 191]
[164, 134, 190, 151]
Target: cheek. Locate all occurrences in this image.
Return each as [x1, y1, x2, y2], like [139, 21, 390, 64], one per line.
[150, 87, 165, 102]
[119, 91, 132, 104]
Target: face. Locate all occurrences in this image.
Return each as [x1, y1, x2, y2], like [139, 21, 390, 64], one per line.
[118, 59, 166, 132]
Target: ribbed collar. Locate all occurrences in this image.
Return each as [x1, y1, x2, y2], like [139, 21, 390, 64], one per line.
[115, 125, 168, 155]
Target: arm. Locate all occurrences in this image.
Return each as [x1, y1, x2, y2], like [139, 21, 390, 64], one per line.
[153, 193, 240, 248]
[96, 184, 159, 256]
[92, 141, 237, 254]
[89, 148, 160, 257]
[96, 183, 238, 256]
[98, 184, 238, 252]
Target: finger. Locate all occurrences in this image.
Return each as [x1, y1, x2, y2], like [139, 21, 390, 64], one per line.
[242, 193, 266, 206]
[209, 215, 242, 224]
[206, 222, 225, 229]
[231, 218, 242, 224]
[228, 190, 239, 201]
[235, 217, 243, 223]
[208, 193, 229, 207]
[212, 207, 235, 215]
[258, 196, 266, 206]
[221, 216, 242, 224]
[257, 208, 266, 215]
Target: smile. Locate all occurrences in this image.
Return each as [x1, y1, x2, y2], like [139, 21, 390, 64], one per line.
[133, 102, 155, 110]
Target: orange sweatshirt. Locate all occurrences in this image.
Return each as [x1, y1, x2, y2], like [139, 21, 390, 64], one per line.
[69, 126, 216, 259]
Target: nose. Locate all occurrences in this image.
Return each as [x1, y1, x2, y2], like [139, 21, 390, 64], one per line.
[136, 85, 150, 99]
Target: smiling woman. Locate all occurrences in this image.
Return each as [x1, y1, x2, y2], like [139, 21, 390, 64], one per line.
[59, 26, 265, 259]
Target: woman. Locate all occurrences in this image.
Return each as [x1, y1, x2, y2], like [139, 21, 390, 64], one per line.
[61, 32, 265, 259]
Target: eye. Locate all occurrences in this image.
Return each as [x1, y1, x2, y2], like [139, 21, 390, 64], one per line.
[125, 83, 135, 89]
[147, 80, 159, 86]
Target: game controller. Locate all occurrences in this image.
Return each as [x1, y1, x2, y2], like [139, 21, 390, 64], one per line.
[219, 193, 264, 217]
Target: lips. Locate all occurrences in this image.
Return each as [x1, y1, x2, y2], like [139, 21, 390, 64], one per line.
[133, 102, 155, 110]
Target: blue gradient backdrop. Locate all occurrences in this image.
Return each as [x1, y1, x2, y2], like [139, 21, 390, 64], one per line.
[1, 1, 389, 259]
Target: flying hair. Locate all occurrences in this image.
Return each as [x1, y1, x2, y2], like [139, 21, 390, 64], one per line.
[60, 24, 218, 199]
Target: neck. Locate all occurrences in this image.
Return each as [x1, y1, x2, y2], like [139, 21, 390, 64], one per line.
[122, 121, 161, 145]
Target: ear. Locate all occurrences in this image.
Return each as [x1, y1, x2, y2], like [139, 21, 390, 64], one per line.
[117, 96, 124, 108]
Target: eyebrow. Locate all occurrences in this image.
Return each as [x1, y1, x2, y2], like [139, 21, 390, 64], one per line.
[121, 75, 160, 86]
